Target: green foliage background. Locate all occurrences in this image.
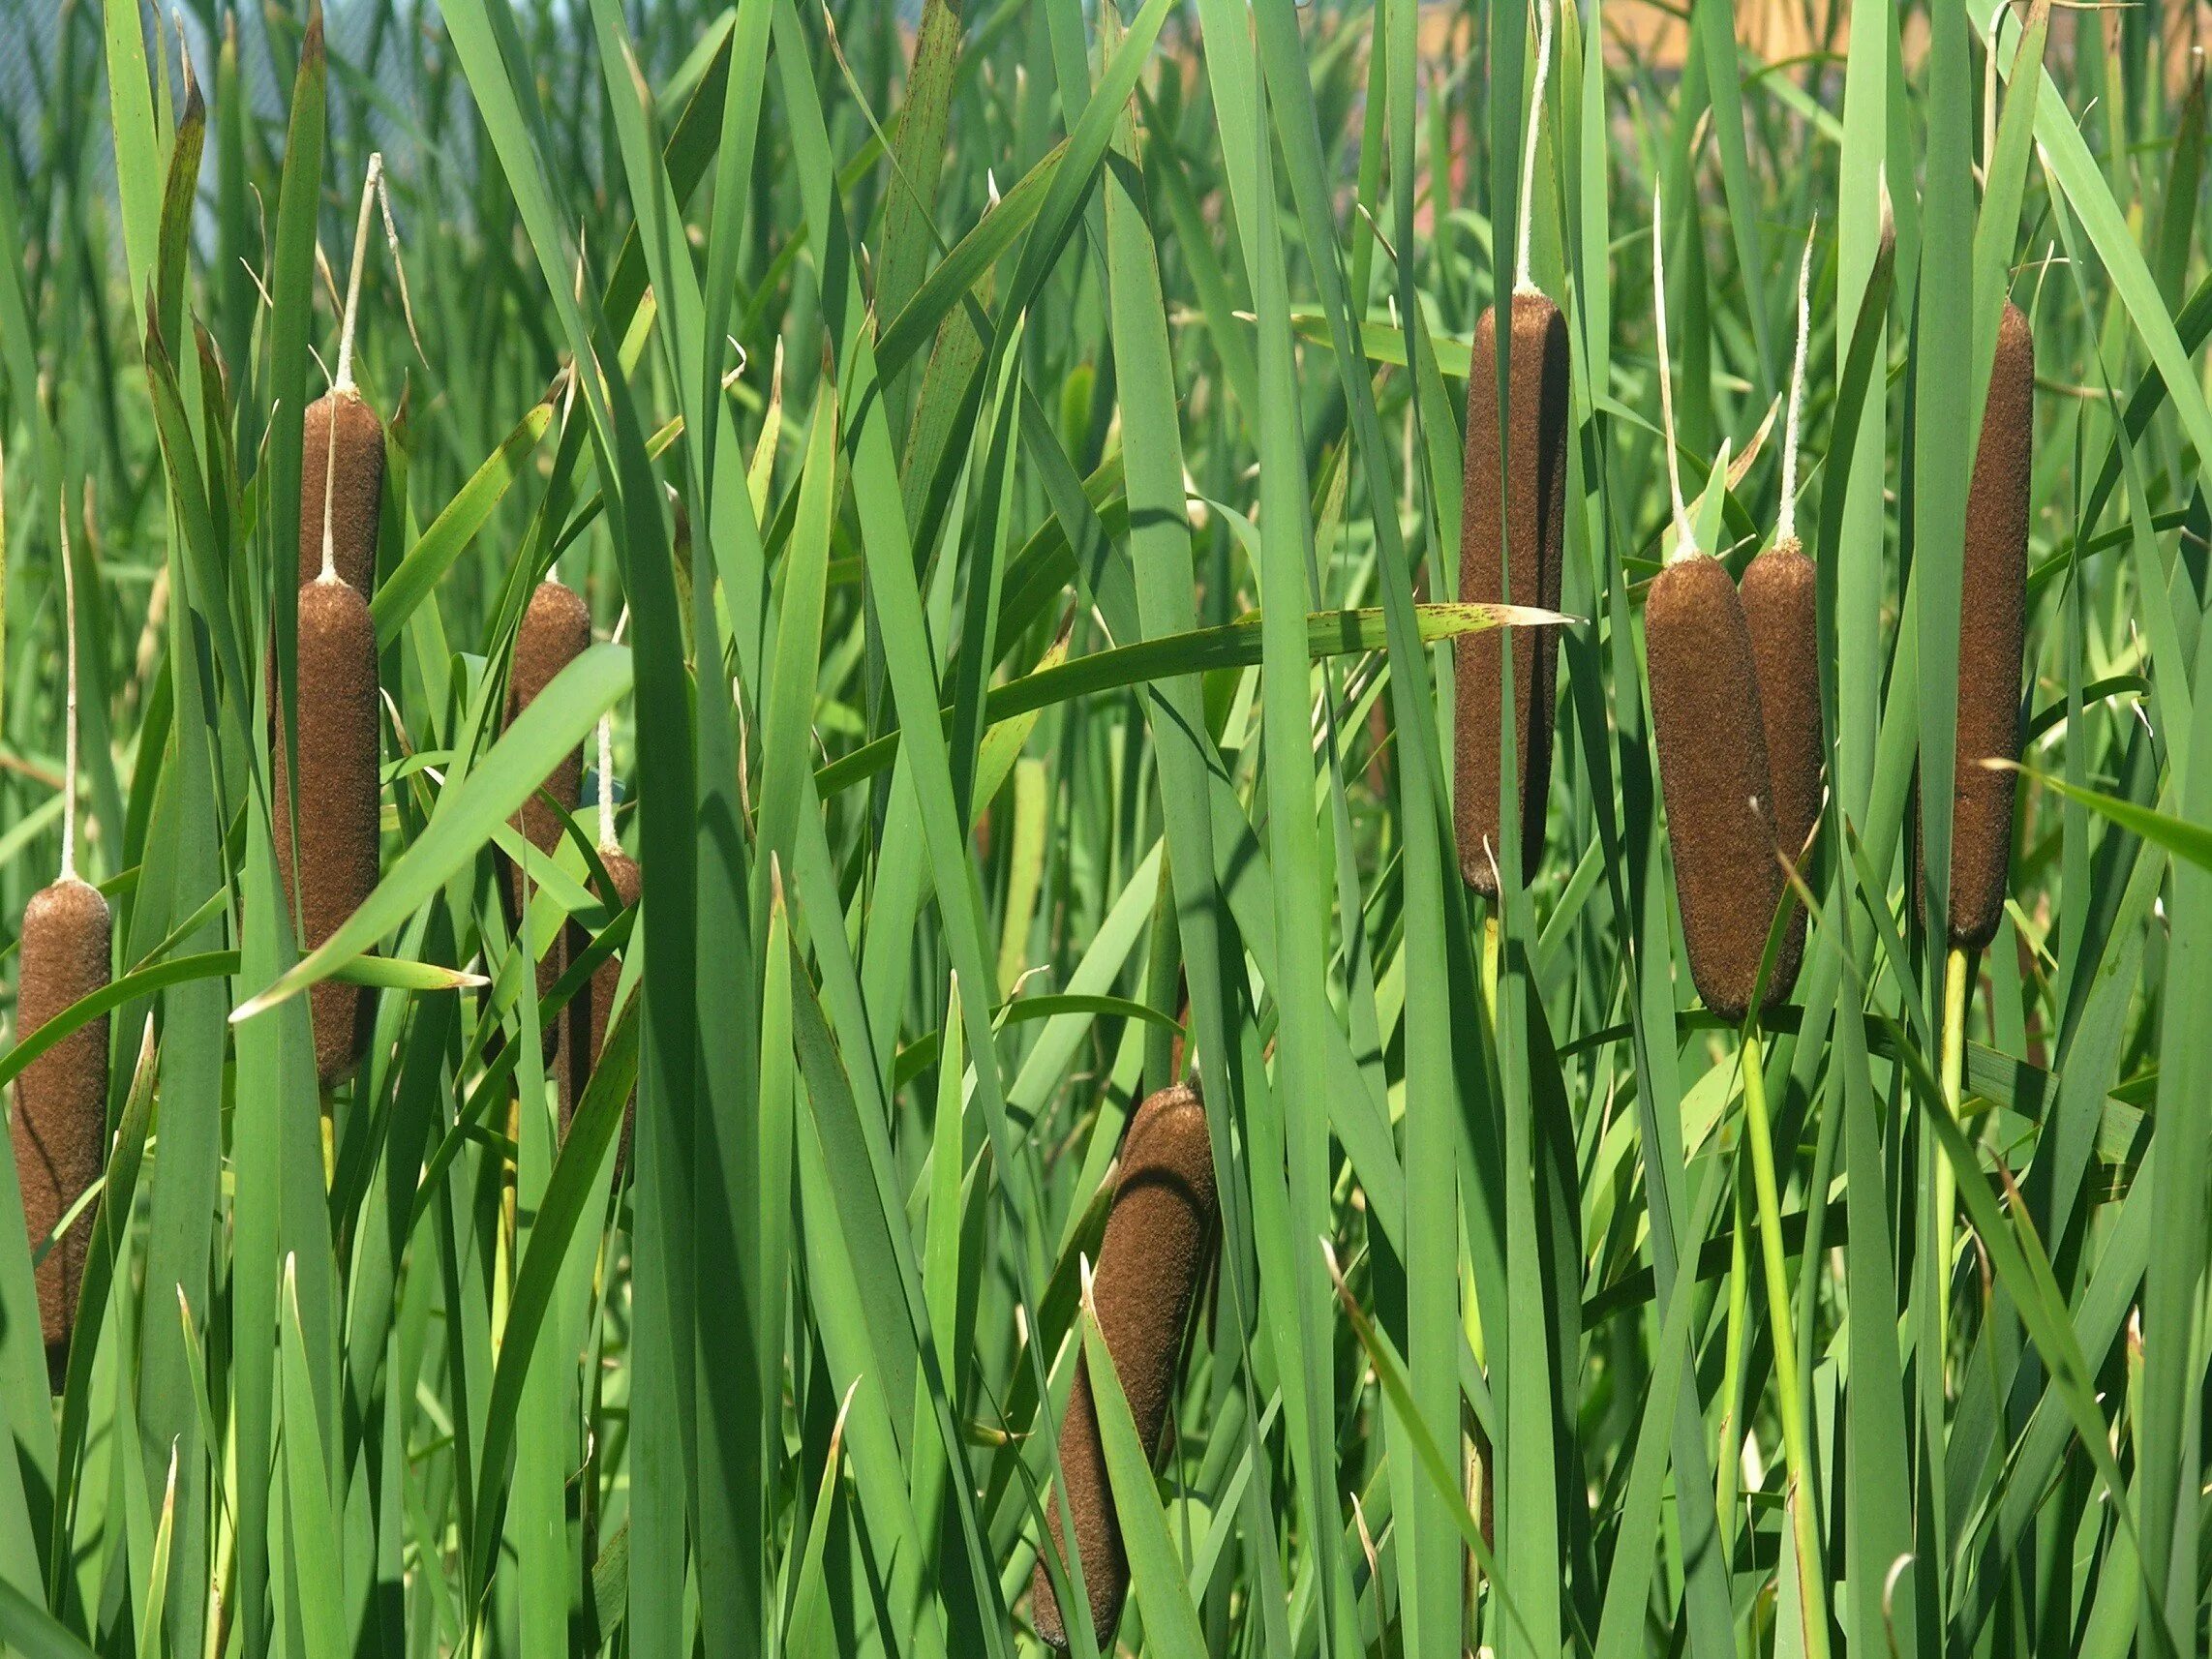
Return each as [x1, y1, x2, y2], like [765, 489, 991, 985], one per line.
[0, 0, 2207, 1654]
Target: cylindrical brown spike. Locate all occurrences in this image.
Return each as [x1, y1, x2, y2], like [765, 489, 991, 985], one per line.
[274, 580, 381, 1087]
[1740, 538, 1821, 1005]
[12, 876, 111, 1388]
[299, 388, 386, 595]
[1944, 301, 2033, 950]
[1455, 288, 1571, 896]
[505, 581, 593, 1031]
[559, 848, 641, 1178]
[1033, 1083, 1218, 1650]
[1646, 554, 1791, 1023]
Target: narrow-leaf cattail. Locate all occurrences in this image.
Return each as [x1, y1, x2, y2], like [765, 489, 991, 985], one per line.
[1649, 557, 1790, 1023]
[558, 848, 640, 1167]
[13, 877, 110, 1389]
[1033, 1082, 1218, 1649]
[1455, 0, 1566, 897]
[13, 501, 109, 1387]
[560, 711, 638, 1173]
[1455, 291, 1569, 895]
[274, 577, 381, 1087]
[1939, 300, 2032, 950]
[1643, 186, 1792, 1023]
[1738, 229, 1822, 1006]
[505, 579, 591, 1028]
[273, 156, 390, 1088]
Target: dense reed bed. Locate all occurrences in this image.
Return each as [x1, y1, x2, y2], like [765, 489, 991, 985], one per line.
[0, 1, 2204, 1655]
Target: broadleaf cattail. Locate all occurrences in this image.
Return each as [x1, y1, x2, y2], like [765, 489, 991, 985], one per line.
[274, 157, 390, 1088]
[1033, 1082, 1218, 1650]
[559, 711, 640, 1175]
[505, 579, 591, 1028]
[1738, 228, 1824, 1006]
[13, 500, 111, 1388]
[297, 389, 384, 594]
[1456, 0, 1567, 897]
[1939, 300, 2032, 950]
[1643, 188, 1792, 1023]
[274, 577, 380, 1087]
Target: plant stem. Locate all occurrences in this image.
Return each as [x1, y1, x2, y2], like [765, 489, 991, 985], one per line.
[1934, 944, 1970, 1390]
[1741, 1021, 1831, 1659]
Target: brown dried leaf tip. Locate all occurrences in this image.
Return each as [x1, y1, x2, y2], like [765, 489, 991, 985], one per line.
[12, 876, 111, 1388]
[1647, 554, 1797, 1022]
[1943, 301, 2033, 950]
[1032, 1083, 1219, 1650]
[275, 578, 382, 1087]
[1455, 289, 1571, 896]
[559, 849, 641, 1179]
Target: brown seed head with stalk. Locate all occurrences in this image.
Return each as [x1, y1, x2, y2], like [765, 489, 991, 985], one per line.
[1642, 187, 1793, 1023]
[1455, 0, 1568, 897]
[559, 699, 640, 1176]
[505, 578, 592, 1028]
[1939, 299, 2033, 950]
[1032, 1082, 1218, 1650]
[13, 497, 112, 1387]
[1739, 226, 1825, 1005]
[274, 156, 388, 1087]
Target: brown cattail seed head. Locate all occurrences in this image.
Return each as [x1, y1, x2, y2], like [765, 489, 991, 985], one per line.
[1033, 1083, 1218, 1649]
[1942, 301, 2033, 950]
[274, 579, 381, 1087]
[12, 876, 110, 1386]
[1456, 289, 1570, 895]
[1646, 554, 1793, 1023]
[1739, 537, 1820, 1004]
[560, 848, 641, 1177]
[299, 388, 386, 594]
[505, 580, 592, 1025]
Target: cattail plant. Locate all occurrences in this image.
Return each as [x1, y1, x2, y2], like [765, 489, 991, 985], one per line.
[506, 577, 592, 1030]
[297, 155, 389, 596]
[12, 499, 111, 1387]
[1738, 227, 1824, 1005]
[1642, 186, 1830, 1659]
[1032, 1082, 1218, 1650]
[1455, 0, 1567, 898]
[275, 157, 387, 1088]
[1939, 298, 2032, 954]
[559, 709, 640, 1173]
[1642, 220, 1788, 1025]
